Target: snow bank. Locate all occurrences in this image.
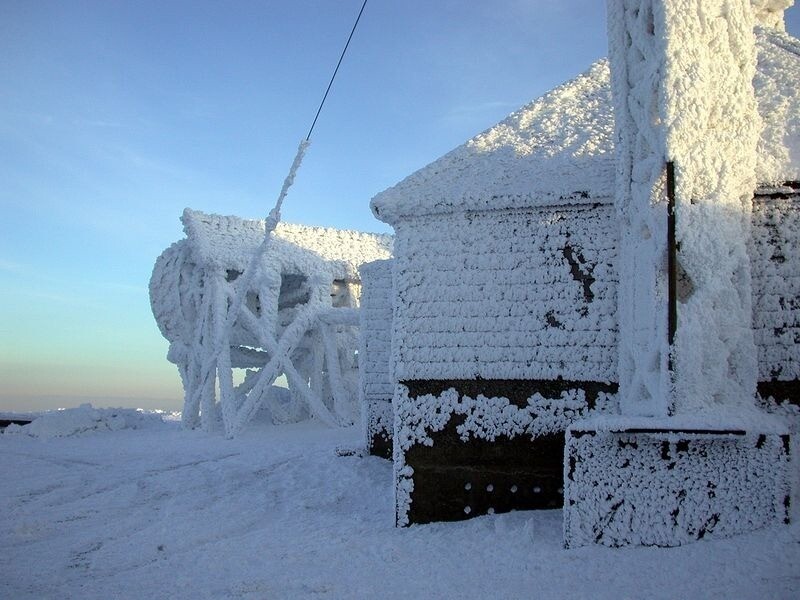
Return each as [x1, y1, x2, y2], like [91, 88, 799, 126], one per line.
[3, 404, 166, 438]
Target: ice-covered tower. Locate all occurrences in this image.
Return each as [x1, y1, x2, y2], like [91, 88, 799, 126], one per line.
[609, 0, 779, 416]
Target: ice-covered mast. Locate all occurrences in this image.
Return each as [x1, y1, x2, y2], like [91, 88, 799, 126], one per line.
[194, 0, 370, 435]
[608, 0, 788, 416]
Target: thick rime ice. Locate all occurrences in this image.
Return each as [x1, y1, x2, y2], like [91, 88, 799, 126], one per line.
[392, 206, 618, 381]
[752, 0, 794, 30]
[563, 424, 791, 547]
[150, 210, 391, 436]
[372, 61, 615, 223]
[754, 27, 800, 184]
[608, 0, 762, 413]
[361, 0, 800, 543]
[607, 0, 671, 415]
[358, 259, 395, 452]
[751, 195, 800, 383]
[665, 0, 760, 411]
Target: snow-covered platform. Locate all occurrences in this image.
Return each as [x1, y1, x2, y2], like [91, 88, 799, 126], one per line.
[564, 416, 792, 548]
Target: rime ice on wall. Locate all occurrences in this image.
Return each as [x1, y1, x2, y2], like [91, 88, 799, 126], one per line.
[358, 259, 395, 456]
[608, 0, 761, 414]
[606, 0, 670, 416]
[754, 26, 800, 185]
[392, 206, 618, 382]
[393, 385, 619, 526]
[563, 424, 791, 547]
[387, 202, 619, 525]
[665, 0, 760, 412]
[372, 0, 800, 529]
[751, 192, 800, 383]
[752, 0, 794, 31]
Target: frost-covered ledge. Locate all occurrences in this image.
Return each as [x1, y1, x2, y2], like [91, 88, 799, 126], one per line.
[563, 414, 791, 547]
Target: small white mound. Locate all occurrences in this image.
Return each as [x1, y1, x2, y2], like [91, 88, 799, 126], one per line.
[3, 404, 166, 438]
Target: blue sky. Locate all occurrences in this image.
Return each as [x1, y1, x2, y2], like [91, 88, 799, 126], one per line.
[2, 1, 799, 412]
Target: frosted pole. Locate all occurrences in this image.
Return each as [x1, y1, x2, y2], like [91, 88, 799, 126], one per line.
[608, 0, 760, 415]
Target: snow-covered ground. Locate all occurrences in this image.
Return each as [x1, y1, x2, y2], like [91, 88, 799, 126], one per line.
[2, 413, 798, 600]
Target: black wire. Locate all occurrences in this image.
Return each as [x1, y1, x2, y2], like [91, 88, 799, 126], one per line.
[305, 0, 369, 141]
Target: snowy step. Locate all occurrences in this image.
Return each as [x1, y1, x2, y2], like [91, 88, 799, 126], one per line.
[563, 419, 791, 548]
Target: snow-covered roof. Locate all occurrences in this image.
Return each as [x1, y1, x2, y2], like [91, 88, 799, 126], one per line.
[181, 209, 393, 281]
[372, 28, 800, 224]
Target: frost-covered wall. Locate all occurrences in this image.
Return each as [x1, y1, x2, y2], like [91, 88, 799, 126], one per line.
[564, 425, 791, 547]
[369, 0, 799, 532]
[392, 206, 618, 382]
[388, 203, 619, 525]
[607, 0, 671, 415]
[751, 191, 800, 384]
[359, 259, 395, 457]
[665, 0, 760, 412]
[393, 384, 619, 525]
[752, 0, 794, 31]
[608, 0, 761, 414]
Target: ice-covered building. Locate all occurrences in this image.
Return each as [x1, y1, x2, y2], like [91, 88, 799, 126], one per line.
[365, 0, 799, 545]
[358, 259, 395, 458]
[151, 209, 392, 436]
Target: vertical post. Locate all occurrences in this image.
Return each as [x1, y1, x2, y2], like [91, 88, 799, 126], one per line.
[666, 161, 677, 415]
[666, 162, 677, 349]
[608, 0, 759, 415]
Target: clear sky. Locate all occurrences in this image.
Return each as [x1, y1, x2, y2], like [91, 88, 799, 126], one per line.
[2, 1, 799, 412]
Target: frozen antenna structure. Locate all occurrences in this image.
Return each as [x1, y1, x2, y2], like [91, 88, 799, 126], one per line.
[151, 210, 391, 436]
[150, 0, 378, 437]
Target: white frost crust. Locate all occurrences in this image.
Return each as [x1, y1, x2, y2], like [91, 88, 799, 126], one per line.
[662, 0, 760, 411]
[569, 411, 789, 436]
[180, 209, 393, 280]
[610, 0, 774, 414]
[563, 427, 791, 547]
[752, 0, 793, 31]
[358, 259, 395, 448]
[372, 28, 800, 226]
[150, 210, 392, 433]
[754, 27, 800, 184]
[608, 0, 671, 416]
[392, 384, 618, 526]
[751, 196, 800, 381]
[372, 61, 615, 224]
[391, 206, 618, 382]
[151, 209, 392, 347]
[364, 399, 393, 448]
